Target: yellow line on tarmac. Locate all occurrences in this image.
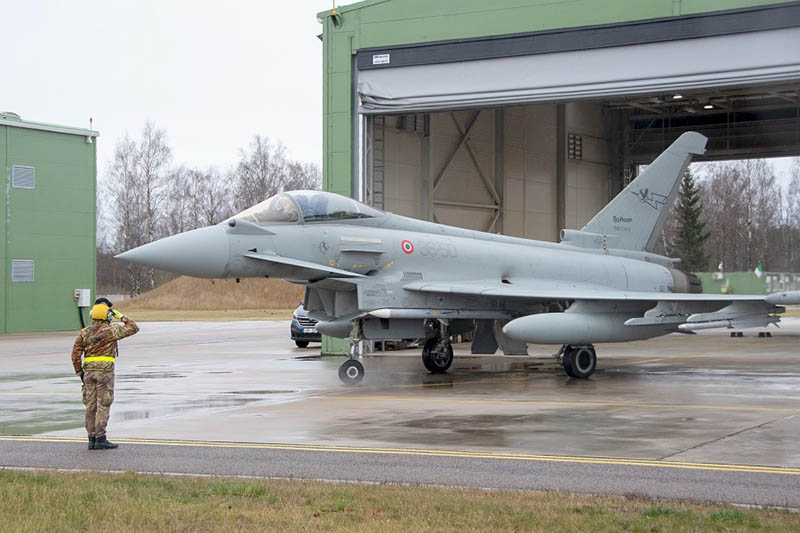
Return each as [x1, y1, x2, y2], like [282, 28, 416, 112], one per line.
[313, 395, 800, 413]
[1, 435, 798, 476]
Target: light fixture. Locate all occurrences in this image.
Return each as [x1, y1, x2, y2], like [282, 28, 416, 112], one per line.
[672, 94, 684, 100]
[703, 104, 714, 110]
[568, 133, 582, 160]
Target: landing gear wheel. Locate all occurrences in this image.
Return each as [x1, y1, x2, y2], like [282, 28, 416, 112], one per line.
[338, 359, 364, 385]
[422, 338, 453, 373]
[295, 340, 309, 348]
[562, 345, 596, 379]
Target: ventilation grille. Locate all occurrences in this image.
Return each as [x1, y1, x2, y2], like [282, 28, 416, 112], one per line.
[12, 165, 35, 189]
[11, 260, 34, 282]
[401, 272, 423, 281]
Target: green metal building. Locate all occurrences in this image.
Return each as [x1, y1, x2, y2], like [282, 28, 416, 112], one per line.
[317, 0, 800, 352]
[1, 112, 98, 334]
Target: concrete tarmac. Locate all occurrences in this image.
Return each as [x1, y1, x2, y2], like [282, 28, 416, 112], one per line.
[1, 318, 799, 506]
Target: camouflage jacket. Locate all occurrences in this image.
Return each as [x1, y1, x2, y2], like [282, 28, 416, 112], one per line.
[71, 317, 139, 374]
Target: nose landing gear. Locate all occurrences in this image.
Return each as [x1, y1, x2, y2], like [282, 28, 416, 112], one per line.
[338, 359, 365, 385]
[338, 319, 366, 385]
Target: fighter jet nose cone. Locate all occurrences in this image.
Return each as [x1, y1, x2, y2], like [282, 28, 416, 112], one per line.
[115, 225, 230, 278]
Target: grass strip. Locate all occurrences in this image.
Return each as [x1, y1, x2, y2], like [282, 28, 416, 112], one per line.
[0, 470, 797, 532]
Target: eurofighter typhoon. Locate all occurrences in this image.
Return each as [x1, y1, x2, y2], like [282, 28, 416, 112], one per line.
[117, 132, 800, 384]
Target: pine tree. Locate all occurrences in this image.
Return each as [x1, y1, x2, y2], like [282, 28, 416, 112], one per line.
[675, 169, 709, 272]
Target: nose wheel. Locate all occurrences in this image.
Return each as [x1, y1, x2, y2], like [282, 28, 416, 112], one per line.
[338, 359, 364, 384]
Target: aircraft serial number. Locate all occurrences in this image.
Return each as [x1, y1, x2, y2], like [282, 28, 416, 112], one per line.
[418, 240, 458, 258]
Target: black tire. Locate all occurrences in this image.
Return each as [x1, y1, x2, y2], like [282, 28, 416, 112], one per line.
[562, 346, 577, 378]
[563, 345, 596, 379]
[422, 338, 453, 373]
[338, 359, 364, 385]
[295, 340, 310, 348]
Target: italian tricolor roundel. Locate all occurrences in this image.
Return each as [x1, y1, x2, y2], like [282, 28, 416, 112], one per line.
[401, 240, 414, 254]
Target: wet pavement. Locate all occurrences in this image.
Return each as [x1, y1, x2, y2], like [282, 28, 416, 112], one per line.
[1, 319, 799, 468]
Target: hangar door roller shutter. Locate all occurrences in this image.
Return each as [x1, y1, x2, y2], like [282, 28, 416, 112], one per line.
[358, 28, 800, 114]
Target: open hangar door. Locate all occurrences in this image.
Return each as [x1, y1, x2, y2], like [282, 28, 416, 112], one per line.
[355, 4, 800, 242]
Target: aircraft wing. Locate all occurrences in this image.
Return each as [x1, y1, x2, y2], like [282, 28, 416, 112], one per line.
[402, 279, 770, 302]
[403, 279, 800, 331]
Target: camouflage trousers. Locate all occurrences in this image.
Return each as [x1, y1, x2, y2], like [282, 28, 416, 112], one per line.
[82, 370, 114, 438]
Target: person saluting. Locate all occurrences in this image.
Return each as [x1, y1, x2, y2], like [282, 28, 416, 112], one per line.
[71, 298, 139, 450]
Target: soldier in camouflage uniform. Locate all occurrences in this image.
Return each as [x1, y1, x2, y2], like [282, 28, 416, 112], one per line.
[71, 298, 139, 450]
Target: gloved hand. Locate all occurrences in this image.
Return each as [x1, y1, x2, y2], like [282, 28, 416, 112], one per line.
[111, 309, 125, 320]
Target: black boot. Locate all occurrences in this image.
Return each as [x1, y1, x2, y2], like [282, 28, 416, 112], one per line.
[94, 436, 119, 450]
[88, 436, 96, 450]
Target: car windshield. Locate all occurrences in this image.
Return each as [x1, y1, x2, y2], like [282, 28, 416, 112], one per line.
[287, 191, 382, 222]
[234, 194, 300, 224]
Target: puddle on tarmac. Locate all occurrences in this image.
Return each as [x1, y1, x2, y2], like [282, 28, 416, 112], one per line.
[0, 373, 74, 383]
[351, 413, 541, 447]
[117, 396, 262, 421]
[0, 408, 86, 435]
[224, 390, 299, 395]
[117, 372, 187, 381]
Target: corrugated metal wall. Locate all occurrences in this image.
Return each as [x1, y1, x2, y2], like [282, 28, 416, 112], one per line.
[1, 123, 96, 334]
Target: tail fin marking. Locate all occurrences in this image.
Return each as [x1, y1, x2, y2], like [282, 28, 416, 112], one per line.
[580, 131, 707, 252]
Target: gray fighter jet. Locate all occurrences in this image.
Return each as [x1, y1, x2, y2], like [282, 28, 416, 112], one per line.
[117, 132, 800, 384]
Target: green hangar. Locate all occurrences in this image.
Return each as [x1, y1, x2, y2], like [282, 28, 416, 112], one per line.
[0, 112, 98, 334]
[317, 0, 800, 352]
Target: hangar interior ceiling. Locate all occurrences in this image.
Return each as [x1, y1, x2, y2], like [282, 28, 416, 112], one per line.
[606, 82, 800, 164]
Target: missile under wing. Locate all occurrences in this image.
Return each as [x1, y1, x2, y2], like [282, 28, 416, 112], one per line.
[117, 132, 800, 384]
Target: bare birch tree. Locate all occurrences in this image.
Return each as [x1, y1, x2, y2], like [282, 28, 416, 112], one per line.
[700, 159, 782, 272]
[104, 123, 172, 295]
[232, 135, 289, 211]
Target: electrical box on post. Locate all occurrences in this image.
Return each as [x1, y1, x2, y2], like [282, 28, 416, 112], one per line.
[76, 289, 91, 307]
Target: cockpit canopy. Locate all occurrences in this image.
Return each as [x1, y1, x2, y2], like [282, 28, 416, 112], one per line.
[233, 190, 383, 224]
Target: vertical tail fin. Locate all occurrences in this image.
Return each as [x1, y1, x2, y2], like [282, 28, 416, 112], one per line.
[581, 131, 707, 252]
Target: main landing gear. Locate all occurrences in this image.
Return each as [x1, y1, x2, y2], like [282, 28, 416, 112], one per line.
[559, 344, 597, 379]
[422, 319, 453, 373]
[422, 337, 453, 373]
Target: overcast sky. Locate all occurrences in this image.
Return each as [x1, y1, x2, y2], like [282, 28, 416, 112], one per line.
[2, 0, 345, 176]
[2, 0, 796, 184]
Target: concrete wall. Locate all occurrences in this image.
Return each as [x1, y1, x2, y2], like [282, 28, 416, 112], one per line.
[565, 102, 612, 230]
[1, 124, 96, 334]
[377, 102, 610, 242]
[382, 117, 424, 219]
[503, 104, 558, 241]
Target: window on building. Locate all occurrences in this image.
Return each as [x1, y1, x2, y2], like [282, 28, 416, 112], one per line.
[12, 165, 35, 189]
